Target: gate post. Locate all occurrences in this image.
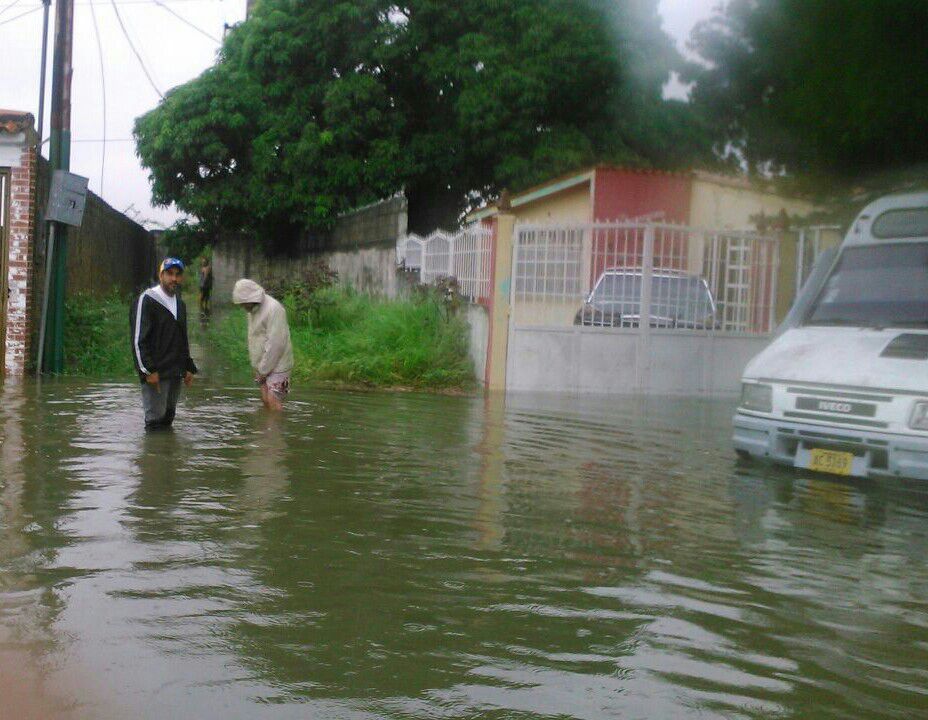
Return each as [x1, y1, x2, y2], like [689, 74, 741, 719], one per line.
[447, 234, 455, 279]
[637, 224, 655, 392]
[486, 212, 515, 391]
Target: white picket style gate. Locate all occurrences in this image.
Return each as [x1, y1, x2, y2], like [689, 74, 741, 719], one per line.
[397, 224, 493, 303]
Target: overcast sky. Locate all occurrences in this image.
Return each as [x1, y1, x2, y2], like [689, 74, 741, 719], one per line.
[0, 0, 717, 228]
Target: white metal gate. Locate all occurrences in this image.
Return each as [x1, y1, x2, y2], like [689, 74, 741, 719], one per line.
[397, 224, 493, 302]
[511, 221, 779, 334]
[507, 221, 779, 394]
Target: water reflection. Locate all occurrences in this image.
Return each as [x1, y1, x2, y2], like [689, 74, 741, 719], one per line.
[473, 392, 507, 552]
[0, 380, 926, 718]
[1, 380, 28, 564]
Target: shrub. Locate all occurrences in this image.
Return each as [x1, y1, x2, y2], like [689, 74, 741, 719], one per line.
[63, 292, 136, 378]
[205, 283, 475, 390]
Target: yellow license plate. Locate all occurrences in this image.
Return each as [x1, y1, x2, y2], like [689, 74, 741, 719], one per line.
[809, 448, 854, 476]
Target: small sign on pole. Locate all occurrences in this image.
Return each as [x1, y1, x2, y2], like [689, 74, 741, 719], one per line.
[46, 169, 88, 227]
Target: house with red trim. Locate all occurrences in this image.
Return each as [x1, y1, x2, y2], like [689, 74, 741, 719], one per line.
[468, 165, 815, 229]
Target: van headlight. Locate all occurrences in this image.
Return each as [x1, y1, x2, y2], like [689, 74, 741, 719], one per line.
[740, 383, 773, 413]
[910, 401, 928, 430]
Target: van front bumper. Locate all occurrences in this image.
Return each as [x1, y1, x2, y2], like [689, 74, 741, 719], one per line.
[732, 412, 928, 480]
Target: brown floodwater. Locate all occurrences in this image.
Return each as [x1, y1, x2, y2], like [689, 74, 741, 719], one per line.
[1, 377, 926, 719]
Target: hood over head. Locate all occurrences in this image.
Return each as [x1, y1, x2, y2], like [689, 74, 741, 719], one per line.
[232, 279, 265, 306]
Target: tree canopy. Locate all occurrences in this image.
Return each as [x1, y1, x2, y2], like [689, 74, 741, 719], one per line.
[687, 0, 928, 188]
[135, 0, 714, 237]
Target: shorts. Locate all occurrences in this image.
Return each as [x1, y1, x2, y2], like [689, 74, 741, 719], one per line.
[264, 372, 291, 401]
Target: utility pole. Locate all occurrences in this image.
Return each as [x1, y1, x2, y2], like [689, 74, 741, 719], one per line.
[41, 0, 74, 373]
[36, 0, 52, 152]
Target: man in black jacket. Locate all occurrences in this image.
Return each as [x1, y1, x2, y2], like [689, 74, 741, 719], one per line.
[130, 257, 198, 429]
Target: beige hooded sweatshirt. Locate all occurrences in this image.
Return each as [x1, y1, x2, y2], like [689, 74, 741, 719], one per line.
[231, 279, 294, 376]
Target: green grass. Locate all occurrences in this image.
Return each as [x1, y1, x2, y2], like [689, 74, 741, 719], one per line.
[204, 287, 476, 391]
[63, 292, 136, 378]
[59, 287, 476, 391]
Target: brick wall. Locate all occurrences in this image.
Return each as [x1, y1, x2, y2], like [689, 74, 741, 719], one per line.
[4, 142, 36, 377]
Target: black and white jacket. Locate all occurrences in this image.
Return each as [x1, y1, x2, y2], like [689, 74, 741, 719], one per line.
[130, 287, 198, 383]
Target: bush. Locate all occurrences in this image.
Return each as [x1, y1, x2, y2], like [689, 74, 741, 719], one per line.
[205, 283, 475, 390]
[266, 260, 339, 325]
[63, 292, 136, 378]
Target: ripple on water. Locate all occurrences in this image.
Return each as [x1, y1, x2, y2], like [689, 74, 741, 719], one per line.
[1, 382, 927, 718]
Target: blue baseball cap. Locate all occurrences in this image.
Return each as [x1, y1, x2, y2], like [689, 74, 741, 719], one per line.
[159, 257, 185, 274]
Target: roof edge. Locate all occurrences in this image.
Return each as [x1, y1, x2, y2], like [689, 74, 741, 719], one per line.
[0, 109, 36, 135]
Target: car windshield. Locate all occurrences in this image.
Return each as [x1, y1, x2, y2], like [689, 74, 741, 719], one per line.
[591, 274, 714, 318]
[806, 243, 928, 328]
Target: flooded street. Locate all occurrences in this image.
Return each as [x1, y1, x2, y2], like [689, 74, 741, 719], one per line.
[1, 379, 927, 719]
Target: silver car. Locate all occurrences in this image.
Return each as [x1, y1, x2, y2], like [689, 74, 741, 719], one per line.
[574, 269, 718, 329]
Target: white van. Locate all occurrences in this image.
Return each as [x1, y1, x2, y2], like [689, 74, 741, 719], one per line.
[733, 192, 928, 479]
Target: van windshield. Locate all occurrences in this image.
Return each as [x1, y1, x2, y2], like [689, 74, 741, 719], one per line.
[806, 243, 928, 328]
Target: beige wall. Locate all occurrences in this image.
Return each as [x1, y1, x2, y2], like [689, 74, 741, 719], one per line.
[512, 299, 581, 327]
[689, 179, 815, 230]
[512, 183, 592, 224]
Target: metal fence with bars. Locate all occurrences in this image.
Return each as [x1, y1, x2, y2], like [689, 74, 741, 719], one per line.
[512, 222, 780, 335]
[794, 225, 842, 301]
[397, 224, 494, 303]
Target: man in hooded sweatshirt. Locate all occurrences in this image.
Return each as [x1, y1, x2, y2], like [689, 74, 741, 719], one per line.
[231, 279, 294, 411]
[131, 257, 198, 429]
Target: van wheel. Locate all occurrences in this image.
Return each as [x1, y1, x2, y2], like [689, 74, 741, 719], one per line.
[735, 449, 751, 461]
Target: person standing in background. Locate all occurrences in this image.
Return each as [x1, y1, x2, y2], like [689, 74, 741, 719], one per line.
[198, 256, 214, 316]
[131, 258, 198, 429]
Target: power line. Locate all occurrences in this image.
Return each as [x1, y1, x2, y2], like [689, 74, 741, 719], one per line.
[70, 137, 135, 142]
[0, 4, 38, 25]
[119, 0, 166, 90]
[89, 0, 107, 194]
[109, 0, 163, 98]
[1, 0, 229, 7]
[152, 0, 219, 43]
[0, 0, 24, 17]
[84, 0, 228, 4]
[0, 0, 236, 41]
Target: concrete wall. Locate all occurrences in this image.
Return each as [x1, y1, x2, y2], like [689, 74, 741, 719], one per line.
[465, 303, 489, 384]
[213, 237, 401, 301]
[512, 299, 579, 327]
[327, 193, 407, 251]
[506, 325, 767, 396]
[213, 194, 408, 301]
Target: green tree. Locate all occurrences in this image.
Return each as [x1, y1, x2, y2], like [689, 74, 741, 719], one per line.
[158, 219, 214, 265]
[687, 0, 928, 186]
[136, 0, 713, 236]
